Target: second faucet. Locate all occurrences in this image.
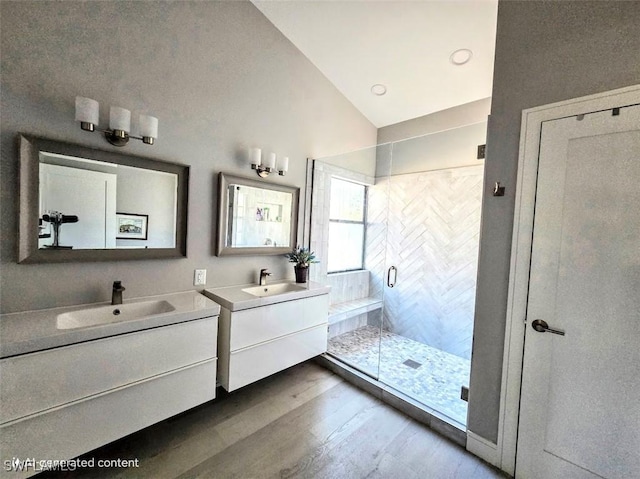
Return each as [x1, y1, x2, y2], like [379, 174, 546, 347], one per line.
[112, 281, 125, 305]
[259, 269, 271, 286]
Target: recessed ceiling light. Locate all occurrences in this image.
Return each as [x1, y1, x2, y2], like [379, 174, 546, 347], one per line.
[449, 48, 473, 66]
[371, 84, 387, 96]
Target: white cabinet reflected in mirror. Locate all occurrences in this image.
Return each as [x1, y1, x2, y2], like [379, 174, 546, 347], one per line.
[19, 135, 188, 263]
[217, 173, 299, 256]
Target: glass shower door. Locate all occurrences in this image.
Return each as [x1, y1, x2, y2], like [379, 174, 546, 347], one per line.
[311, 143, 393, 381]
[374, 131, 485, 426]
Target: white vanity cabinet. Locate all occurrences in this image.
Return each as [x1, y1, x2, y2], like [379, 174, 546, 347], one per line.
[217, 294, 329, 391]
[0, 316, 218, 479]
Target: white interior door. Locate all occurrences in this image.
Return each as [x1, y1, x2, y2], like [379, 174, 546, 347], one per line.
[516, 104, 640, 478]
[39, 164, 117, 249]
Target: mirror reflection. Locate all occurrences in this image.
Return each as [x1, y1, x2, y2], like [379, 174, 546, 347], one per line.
[217, 173, 299, 256]
[227, 183, 292, 248]
[19, 135, 188, 263]
[38, 151, 177, 250]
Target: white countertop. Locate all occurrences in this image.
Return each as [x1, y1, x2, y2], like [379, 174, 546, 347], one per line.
[203, 280, 331, 312]
[0, 291, 220, 359]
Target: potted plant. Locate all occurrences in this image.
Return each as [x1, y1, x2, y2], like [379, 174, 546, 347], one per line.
[285, 245, 319, 283]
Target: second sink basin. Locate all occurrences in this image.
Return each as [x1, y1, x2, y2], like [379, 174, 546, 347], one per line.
[204, 280, 330, 311]
[241, 282, 306, 298]
[56, 300, 176, 330]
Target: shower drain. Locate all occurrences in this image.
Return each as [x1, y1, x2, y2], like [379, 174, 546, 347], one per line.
[403, 359, 422, 369]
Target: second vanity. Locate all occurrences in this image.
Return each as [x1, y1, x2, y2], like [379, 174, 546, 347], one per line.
[204, 281, 330, 392]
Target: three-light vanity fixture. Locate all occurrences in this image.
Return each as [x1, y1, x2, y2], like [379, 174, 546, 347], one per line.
[75, 96, 158, 147]
[249, 147, 288, 178]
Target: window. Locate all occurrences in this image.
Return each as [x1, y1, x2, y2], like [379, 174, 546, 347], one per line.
[327, 178, 366, 273]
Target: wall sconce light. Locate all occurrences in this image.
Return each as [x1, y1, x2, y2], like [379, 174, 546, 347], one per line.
[249, 148, 288, 178]
[75, 96, 158, 147]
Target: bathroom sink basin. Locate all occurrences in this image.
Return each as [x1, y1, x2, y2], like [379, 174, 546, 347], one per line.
[203, 281, 330, 311]
[56, 300, 176, 330]
[241, 282, 307, 297]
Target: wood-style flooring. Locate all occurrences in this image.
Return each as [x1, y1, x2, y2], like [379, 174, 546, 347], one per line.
[41, 362, 506, 479]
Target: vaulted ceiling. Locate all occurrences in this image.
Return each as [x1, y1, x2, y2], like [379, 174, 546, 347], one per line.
[252, 0, 498, 128]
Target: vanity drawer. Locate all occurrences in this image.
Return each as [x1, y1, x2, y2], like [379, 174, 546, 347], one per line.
[226, 324, 327, 391]
[0, 317, 217, 424]
[0, 359, 216, 478]
[228, 294, 329, 350]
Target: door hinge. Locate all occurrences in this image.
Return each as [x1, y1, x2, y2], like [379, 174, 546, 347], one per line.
[461, 386, 469, 402]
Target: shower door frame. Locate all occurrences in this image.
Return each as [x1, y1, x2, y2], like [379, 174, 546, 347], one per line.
[306, 145, 393, 384]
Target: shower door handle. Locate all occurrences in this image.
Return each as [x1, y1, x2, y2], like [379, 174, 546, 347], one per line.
[387, 266, 397, 288]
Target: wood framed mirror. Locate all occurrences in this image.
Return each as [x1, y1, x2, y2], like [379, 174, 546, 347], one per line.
[18, 134, 189, 263]
[216, 173, 299, 256]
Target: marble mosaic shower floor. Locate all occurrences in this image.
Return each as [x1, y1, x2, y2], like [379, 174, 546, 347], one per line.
[327, 325, 470, 425]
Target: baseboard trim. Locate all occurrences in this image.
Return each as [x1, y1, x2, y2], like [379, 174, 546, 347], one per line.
[466, 430, 499, 466]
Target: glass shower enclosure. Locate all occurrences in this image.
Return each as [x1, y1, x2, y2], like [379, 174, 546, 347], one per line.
[310, 123, 486, 427]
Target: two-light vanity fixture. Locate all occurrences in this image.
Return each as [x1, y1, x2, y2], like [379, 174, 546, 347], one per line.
[75, 96, 158, 147]
[249, 147, 288, 178]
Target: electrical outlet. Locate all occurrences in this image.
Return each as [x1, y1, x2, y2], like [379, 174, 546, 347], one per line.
[194, 269, 207, 286]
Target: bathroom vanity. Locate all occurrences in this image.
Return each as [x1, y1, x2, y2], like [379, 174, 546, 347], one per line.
[0, 291, 219, 478]
[204, 281, 330, 392]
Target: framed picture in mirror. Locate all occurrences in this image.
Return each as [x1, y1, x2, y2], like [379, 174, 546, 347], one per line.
[116, 213, 148, 240]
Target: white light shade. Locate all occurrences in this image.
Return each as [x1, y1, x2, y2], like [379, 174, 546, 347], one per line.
[139, 115, 158, 138]
[265, 152, 276, 169]
[75, 97, 99, 124]
[279, 156, 289, 172]
[109, 106, 131, 132]
[250, 147, 262, 166]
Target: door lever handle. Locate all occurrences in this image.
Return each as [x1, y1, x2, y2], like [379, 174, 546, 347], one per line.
[531, 319, 565, 336]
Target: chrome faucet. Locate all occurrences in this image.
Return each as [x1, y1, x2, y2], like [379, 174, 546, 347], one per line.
[112, 281, 125, 305]
[259, 269, 271, 286]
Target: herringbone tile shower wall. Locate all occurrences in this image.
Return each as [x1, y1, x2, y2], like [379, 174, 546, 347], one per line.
[366, 166, 484, 360]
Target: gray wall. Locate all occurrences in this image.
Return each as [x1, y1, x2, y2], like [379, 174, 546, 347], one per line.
[116, 167, 177, 249]
[0, 1, 376, 313]
[468, 1, 640, 443]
